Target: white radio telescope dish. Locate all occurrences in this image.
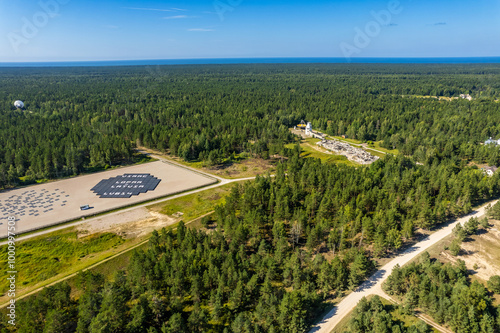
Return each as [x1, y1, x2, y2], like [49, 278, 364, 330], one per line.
[14, 100, 24, 109]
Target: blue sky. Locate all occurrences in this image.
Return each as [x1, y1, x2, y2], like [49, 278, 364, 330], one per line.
[1, 0, 499, 62]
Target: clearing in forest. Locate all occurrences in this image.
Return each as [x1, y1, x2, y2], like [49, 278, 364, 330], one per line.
[0, 161, 216, 238]
[438, 217, 500, 283]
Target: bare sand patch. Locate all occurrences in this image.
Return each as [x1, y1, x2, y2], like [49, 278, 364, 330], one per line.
[439, 219, 500, 281]
[205, 158, 276, 178]
[77, 209, 178, 239]
[77, 207, 149, 237]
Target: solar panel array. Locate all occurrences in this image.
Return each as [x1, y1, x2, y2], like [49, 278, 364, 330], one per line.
[91, 173, 161, 198]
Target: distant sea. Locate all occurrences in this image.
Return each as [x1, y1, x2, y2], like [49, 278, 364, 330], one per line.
[1, 57, 499, 67]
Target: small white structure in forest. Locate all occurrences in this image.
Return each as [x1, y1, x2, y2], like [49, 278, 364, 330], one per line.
[305, 122, 313, 136]
[485, 137, 500, 146]
[482, 166, 498, 177]
[14, 100, 24, 109]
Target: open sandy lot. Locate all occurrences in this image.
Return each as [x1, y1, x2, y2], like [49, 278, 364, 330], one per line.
[0, 161, 216, 238]
[76, 207, 178, 239]
[440, 218, 500, 282]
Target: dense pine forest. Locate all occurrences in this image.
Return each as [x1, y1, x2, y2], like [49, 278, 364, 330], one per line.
[4, 149, 500, 332]
[2, 64, 500, 332]
[1, 64, 500, 189]
[383, 253, 500, 333]
[344, 296, 431, 332]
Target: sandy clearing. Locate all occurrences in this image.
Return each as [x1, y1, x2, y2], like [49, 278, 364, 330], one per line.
[439, 219, 500, 282]
[75, 207, 167, 239]
[0, 161, 216, 238]
[78, 211, 178, 239]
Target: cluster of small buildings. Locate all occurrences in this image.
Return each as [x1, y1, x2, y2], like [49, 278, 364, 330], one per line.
[482, 166, 498, 177]
[482, 137, 500, 176]
[317, 139, 379, 165]
[459, 94, 473, 101]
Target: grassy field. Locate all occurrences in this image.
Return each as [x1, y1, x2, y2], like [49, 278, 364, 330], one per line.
[329, 136, 363, 145]
[139, 146, 277, 179]
[147, 181, 246, 221]
[73, 241, 150, 284]
[67, 207, 216, 299]
[0, 228, 137, 298]
[329, 305, 356, 333]
[0, 181, 246, 305]
[204, 157, 277, 179]
[365, 148, 387, 159]
[371, 141, 399, 155]
[331, 295, 438, 333]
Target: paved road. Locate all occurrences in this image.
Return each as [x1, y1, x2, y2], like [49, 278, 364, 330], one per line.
[0, 154, 254, 246]
[309, 199, 497, 333]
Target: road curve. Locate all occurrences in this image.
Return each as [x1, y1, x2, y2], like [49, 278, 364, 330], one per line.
[309, 199, 498, 333]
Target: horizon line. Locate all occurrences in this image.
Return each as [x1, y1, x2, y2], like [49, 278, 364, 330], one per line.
[1, 56, 500, 64]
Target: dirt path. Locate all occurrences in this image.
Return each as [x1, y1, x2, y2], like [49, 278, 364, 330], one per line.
[380, 293, 454, 333]
[0, 238, 150, 309]
[309, 200, 497, 333]
[416, 313, 454, 333]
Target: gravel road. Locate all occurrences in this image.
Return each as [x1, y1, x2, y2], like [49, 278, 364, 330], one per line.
[309, 200, 497, 333]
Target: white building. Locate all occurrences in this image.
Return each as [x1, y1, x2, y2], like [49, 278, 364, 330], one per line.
[305, 122, 313, 136]
[482, 166, 498, 177]
[485, 137, 500, 146]
[14, 100, 24, 109]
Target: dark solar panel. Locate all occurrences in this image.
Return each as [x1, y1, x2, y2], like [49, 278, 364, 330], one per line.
[91, 174, 161, 198]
